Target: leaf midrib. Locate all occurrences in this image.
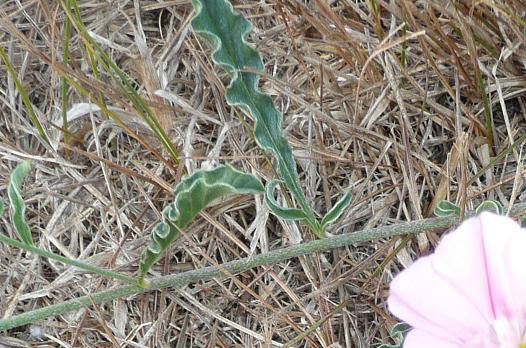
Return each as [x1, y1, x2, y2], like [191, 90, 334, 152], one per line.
[199, 2, 316, 225]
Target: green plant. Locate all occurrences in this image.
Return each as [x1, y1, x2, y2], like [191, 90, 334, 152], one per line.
[191, 0, 352, 239]
[0, 161, 265, 288]
[379, 322, 411, 348]
[7, 160, 33, 246]
[0, 47, 49, 145]
[0, 0, 353, 298]
[0, 212, 470, 331]
[137, 164, 264, 287]
[1, 0, 354, 291]
[1, 161, 136, 283]
[1, 159, 525, 330]
[434, 199, 504, 218]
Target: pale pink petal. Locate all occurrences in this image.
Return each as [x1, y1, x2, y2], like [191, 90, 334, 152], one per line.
[477, 213, 526, 319]
[388, 256, 488, 342]
[402, 329, 460, 348]
[388, 212, 526, 348]
[502, 236, 526, 319]
[430, 215, 494, 320]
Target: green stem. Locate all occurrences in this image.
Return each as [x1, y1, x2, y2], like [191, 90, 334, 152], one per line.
[0, 213, 473, 331]
[1, 205, 525, 331]
[0, 234, 136, 285]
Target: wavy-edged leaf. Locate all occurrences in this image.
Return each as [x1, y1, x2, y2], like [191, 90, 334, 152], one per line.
[191, 0, 321, 236]
[434, 200, 460, 218]
[265, 180, 308, 221]
[8, 160, 33, 246]
[138, 164, 264, 287]
[320, 190, 352, 229]
[475, 200, 503, 215]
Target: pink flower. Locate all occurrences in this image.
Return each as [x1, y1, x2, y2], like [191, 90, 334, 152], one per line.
[387, 212, 526, 348]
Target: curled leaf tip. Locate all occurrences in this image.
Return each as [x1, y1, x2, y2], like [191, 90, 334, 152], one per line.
[8, 160, 33, 246]
[264, 180, 307, 221]
[320, 190, 353, 229]
[137, 165, 263, 282]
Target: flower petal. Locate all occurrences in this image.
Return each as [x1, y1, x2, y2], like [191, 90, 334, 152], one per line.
[388, 213, 526, 347]
[388, 255, 486, 342]
[478, 213, 526, 319]
[430, 214, 495, 321]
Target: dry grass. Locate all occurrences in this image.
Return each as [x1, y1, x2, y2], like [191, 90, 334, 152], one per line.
[1, 0, 526, 347]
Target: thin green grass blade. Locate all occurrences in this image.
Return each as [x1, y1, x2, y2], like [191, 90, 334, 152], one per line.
[138, 164, 264, 287]
[61, 0, 180, 163]
[61, 0, 73, 148]
[320, 191, 353, 229]
[0, 46, 49, 145]
[7, 160, 33, 246]
[191, 0, 324, 236]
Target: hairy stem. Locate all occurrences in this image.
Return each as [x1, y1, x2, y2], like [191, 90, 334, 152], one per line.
[0, 213, 487, 330]
[0, 234, 136, 285]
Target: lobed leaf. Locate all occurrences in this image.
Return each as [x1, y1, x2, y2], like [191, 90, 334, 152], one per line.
[138, 164, 264, 287]
[434, 200, 460, 218]
[7, 160, 33, 246]
[475, 200, 503, 215]
[191, 0, 328, 237]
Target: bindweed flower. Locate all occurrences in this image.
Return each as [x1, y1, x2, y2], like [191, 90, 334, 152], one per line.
[387, 212, 526, 348]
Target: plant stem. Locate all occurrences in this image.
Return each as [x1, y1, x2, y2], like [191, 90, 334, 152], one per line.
[0, 234, 136, 285]
[2, 205, 525, 330]
[0, 213, 470, 331]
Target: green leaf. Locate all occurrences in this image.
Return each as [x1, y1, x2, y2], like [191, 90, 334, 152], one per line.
[0, 47, 50, 145]
[8, 160, 33, 246]
[320, 190, 352, 229]
[521, 216, 526, 228]
[0, 199, 4, 215]
[138, 164, 264, 287]
[476, 200, 503, 215]
[434, 200, 460, 218]
[265, 180, 308, 221]
[391, 322, 411, 337]
[379, 322, 411, 348]
[191, 0, 322, 236]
